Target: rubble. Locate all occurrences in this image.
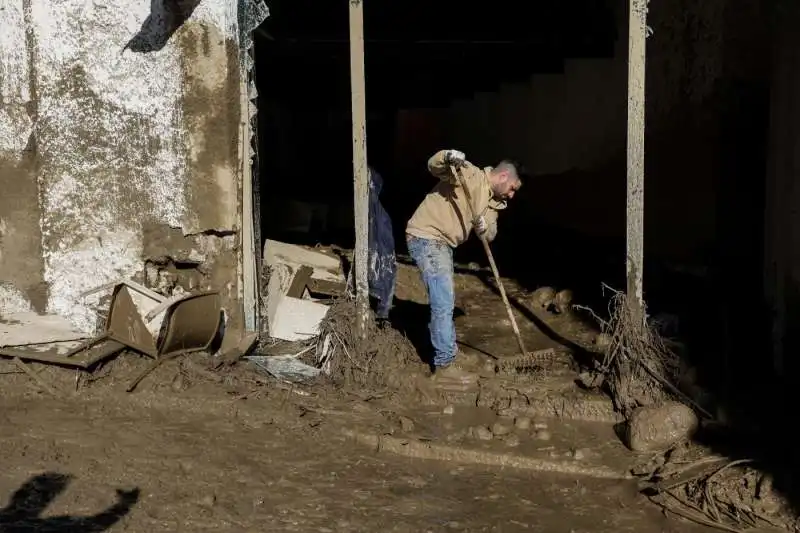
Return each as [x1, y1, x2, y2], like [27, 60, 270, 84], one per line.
[263, 239, 346, 342]
[0, 279, 226, 392]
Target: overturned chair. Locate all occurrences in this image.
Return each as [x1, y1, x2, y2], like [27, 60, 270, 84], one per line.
[0, 281, 223, 391]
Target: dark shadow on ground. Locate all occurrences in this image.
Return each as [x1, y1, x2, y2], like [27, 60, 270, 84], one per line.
[474, 273, 597, 367]
[0, 472, 140, 532]
[388, 298, 465, 366]
[124, 0, 202, 53]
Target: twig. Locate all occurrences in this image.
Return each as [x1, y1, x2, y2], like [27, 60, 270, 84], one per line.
[652, 492, 743, 533]
[127, 351, 193, 392]
[14, 357, 60, 397]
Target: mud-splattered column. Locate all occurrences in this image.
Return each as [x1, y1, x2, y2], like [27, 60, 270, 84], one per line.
[626, 0, 648, 309]
[349, 0, 370, 336]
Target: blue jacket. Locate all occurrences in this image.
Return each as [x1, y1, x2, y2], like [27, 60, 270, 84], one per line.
[368, 167, 397, 318]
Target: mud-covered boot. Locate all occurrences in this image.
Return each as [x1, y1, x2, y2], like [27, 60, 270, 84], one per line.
[429, 363, 478, 391]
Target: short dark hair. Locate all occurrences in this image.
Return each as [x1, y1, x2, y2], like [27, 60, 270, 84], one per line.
[495, 159, 526, 183]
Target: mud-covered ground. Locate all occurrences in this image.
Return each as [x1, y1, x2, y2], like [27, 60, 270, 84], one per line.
[0, 389, 709, 533]
[0, 264, 711, 532]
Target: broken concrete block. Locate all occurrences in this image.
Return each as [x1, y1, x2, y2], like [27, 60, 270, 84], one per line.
[625, 401, 699, 453]
[263, 239, 343, 283]
[0, 312, 87, 347]
[269, 296, 329, 342]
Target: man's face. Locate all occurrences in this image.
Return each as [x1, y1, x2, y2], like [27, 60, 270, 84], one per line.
[493, 171, 521, 201]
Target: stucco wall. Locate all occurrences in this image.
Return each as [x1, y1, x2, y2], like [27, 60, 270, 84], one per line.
[0, 0, 244, 335]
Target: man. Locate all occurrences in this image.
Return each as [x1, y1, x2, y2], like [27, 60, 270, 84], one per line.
[406, 149, 522, 385]
[367, 166, 397, 326]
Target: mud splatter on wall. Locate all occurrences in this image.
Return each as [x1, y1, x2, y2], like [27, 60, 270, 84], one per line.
[0, 0, 245, 334]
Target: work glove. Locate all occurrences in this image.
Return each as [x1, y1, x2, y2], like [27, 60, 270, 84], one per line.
[474, 215, 488, 236]
[444, 149, 466, 168]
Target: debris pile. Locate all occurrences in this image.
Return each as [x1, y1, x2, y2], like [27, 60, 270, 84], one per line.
[635, 444, 798, 532]
[263, 239, 346, 342]
[315, 297, 418, 391]
[595, 289, 683, 414]
[255, 239, 418, 393]
[0, 280, 226, 393]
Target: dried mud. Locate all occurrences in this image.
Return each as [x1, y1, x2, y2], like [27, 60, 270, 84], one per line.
[0, 265, 712, 532]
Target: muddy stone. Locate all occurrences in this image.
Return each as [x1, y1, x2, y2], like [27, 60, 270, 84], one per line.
[514, 417, 531, 430]
[491, 422, 512, 436]
[571, 449, 585, 460]
[442, 405, 455, 415]
[199, 494, 216, 507]
[399, 416, 415, 432]
[594, 333, 613, 354]
[625, 402, 698, 452]
[472, 426, 494, 441]
[504, 434, 521, 448]
[534, 421, 548, 430]
[534, 429, 552, 441]
[531, 287, 556, 309]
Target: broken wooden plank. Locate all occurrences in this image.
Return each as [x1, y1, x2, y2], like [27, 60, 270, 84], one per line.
[308, 278, 346, 297]
[286, 265, 314, 298]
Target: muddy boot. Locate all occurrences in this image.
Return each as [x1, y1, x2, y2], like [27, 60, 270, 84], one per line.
[453, 347, 486, 370]
[430, 364, 478, 391]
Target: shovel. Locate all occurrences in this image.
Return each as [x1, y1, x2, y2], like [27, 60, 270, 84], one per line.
[450, 164, 528, 358]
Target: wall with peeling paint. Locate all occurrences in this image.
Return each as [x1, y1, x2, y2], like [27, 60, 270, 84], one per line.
[0, 0, 246, 337]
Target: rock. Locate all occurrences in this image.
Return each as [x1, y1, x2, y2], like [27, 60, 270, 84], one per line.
[554, 289, 573, 314]
[497, 408, 514, 418]
[571, 449, 585, 460]
[531, 287, 556, 310]
[594, 333, 613, 354]
[625, 402, 699, 452]
[491, 421, 512, 436]
[442, 405, 455, 415]
[533, 421, 548, 430]
[171, 373, 185, 392]
[472, 426, 493, 441]
[577, 371, 604, 389]
[504, 434, 521, 447]
[199, 493, 216, 507]
[534, 429, 551, 441]
[399, 416, 415, 432]
[514, 417, 531, 430]
[483, 361, 497, 374]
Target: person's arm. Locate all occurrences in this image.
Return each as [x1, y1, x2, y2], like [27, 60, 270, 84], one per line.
[427, 149, 470, 182]
[475, 208, 499, 242]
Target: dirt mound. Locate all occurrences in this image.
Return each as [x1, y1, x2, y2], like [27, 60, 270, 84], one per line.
[316, 298, 421, 395]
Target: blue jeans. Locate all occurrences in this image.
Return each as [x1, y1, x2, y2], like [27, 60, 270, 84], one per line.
[406, 235, 456, 367]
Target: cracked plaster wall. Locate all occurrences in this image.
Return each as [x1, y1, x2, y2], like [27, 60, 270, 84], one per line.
[0, 0, 245, 334]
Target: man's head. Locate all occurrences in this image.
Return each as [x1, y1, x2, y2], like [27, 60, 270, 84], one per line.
[489, 159, 524, 201]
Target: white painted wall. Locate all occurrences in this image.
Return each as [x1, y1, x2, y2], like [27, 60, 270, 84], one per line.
[0, 0, 241, 333]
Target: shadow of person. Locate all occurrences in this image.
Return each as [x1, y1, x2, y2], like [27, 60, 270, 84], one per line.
[389, 298, 465, 366]
[0, 472, 140, 532]
[123, 0, 203, 53]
